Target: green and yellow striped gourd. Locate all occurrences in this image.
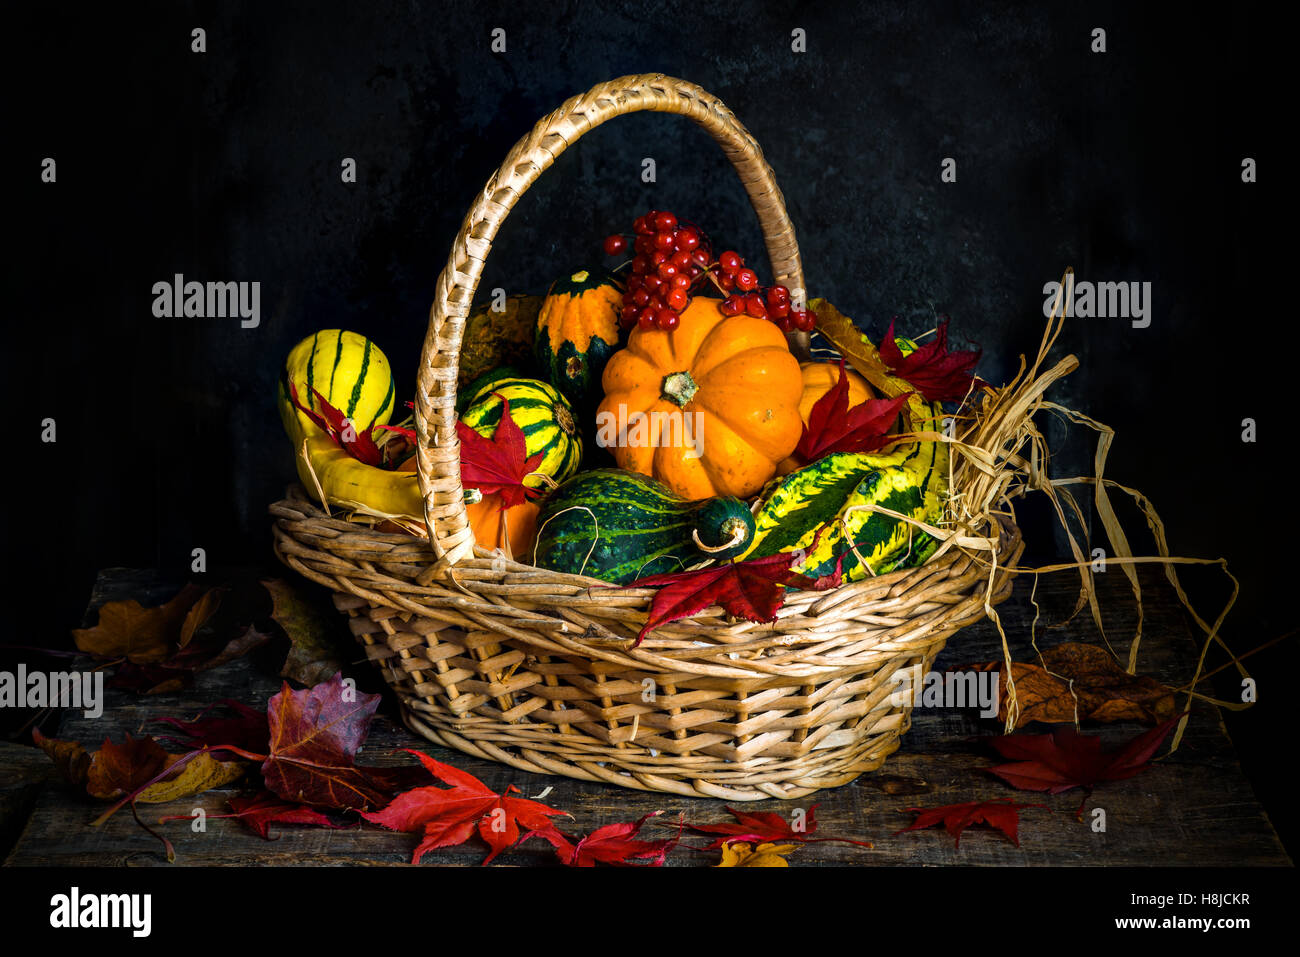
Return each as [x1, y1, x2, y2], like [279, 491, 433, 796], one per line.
[459, 376, 583, 489]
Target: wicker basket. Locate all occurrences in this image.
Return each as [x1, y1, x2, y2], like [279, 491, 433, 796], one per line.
[271, 74, 1023, 801]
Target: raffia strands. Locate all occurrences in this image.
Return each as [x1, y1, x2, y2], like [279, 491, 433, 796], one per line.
[269, 78, 1243, 798]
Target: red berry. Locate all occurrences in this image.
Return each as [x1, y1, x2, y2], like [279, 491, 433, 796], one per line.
[603, 234, 627, 256]
[657, 262, 678, 281]
[659, 311, 681, 331]
[671, 273, 691, 290]
[720, 295, 745, 315]
[690, 248, 712, 267]
[638, 308, 657, 328]
[777, 315, 794, 333]
[719, 250, 742, 273]
[634, 235, 653, 255]
[656, 306, 677, 326]
[666, 287, 688, 310]
[653, 231, 675, 250]
[631, 255, 649, 275]
[634, 215, 653, 235]
[651, 250, 669, 267]
[795, 310, 817, 332]
[670, 250, 693, 270]
[745, 294, 767, 318]
[644, 274, 663, 294]
[631, 288, 650, 307]
[767, 285, 790, 305]
[621, 304, 638, 323]
[653, 211, 678, 232]
[735, 268, 758, 291]
[675, 227, 700, 251]
[686, 264, 703, 280]
[770, 300, 790, 319]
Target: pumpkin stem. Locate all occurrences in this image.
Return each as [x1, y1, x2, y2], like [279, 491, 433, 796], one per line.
[554, 402, 576, 436]
[661, 370, 699, 407]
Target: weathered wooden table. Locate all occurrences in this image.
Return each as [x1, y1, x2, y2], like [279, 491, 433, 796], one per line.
[2, 566, 1290, 866]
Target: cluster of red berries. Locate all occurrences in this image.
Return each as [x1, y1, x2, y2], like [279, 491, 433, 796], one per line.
[602, 209, 816, 334]
[712, 251, 815, 332]
[603, 210, 711, 331]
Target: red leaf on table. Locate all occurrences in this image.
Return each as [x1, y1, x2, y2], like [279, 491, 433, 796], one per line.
[154, 699, 271, 754]
[879, 319, 983, 402]
[985, 717, 1181, 816]
[895, 798, 1047, 847]
[686, 803, 873, 850]
[795, 360, 915, 462]
[361, 749, 567, 864]
[205, 792, 346, 840]
[457, 394, 546, 509]
[525, 812, 679, 867]
[260, 673, 394, 811]
[627, 549, 844, 646]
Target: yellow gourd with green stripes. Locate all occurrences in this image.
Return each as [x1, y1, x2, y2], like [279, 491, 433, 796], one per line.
[280, 329, 396, 435]
[459, 376, 582, 490]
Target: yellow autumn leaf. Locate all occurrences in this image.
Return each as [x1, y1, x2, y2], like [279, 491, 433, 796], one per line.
[716, 842, 798, 867]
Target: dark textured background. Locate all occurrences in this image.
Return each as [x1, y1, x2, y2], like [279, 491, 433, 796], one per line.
[5, 2, 1290, 853]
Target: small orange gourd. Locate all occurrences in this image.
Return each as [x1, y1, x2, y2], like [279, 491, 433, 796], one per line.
[597, 297, 802, 499]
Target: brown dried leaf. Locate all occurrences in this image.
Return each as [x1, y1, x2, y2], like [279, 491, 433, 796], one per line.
[716, 842, 798, 867]
[72, 584, 206, 663]
[262, 579, 345, 686]
[970, 642, 1176, 728]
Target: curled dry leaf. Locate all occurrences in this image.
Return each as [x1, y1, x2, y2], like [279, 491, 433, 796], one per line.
[969, 642, 1177, 728]
[716, 842, 798, 867]
[33, 729, 244, 804]
[72, 584, 208, 663]
[262, 579, 346, 687]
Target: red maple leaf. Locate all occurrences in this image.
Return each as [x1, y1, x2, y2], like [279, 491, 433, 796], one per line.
[260, 673, 397, 811]
[985, 717, 1181, 816]
[361, 749, 567, 864]
[795, 361, 914, 462]
[895, 798, 1047, 847]
[154, 698, 271, 754]
[456, 394, 546, 509]
[627, 548, 844, 646]
[525, 812, 680, 867]
[287, 381, 384, 466]
[879, 318, 983, 402]
[209, 792, 346, 839]
[685, 803, 872, 850]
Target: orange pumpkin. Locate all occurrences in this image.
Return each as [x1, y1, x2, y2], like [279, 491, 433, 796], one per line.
[597, 297, 802, 499]
[465, 492, 540, 561]
[797, 361, 874, 424]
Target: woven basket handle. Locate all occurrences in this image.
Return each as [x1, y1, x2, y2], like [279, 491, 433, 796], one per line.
[414, 73, 806, 565]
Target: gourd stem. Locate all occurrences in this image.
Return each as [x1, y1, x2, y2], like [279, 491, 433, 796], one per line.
[692, 523, 749, 554]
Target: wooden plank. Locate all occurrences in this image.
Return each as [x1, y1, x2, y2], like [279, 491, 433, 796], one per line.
[3, 566, 1289, 866]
